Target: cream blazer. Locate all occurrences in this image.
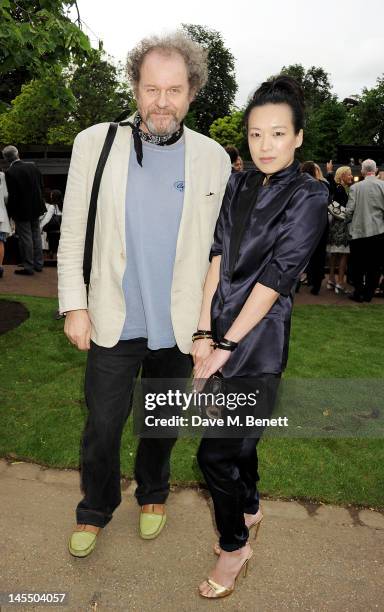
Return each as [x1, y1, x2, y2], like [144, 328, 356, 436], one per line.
[57, 121, 231, 353]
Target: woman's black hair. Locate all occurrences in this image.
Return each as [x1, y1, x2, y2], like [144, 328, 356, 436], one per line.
[244, 75, 305, 134]
[51, 189, 63, 211]
[300, 161, 317, 178]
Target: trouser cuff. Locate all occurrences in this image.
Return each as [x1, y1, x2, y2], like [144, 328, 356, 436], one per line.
[244, 503, 259, 514]
[135, 492, 169, 506]
[76, 508, 113, 528]
[219, 538, 249, 552]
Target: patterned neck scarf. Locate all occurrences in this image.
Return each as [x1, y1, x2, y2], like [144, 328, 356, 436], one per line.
[119, 112, 183, 167]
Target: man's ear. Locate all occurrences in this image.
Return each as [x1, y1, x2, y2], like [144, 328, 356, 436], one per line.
[188, 88, 197, 103]
[295, 129, 304, 149]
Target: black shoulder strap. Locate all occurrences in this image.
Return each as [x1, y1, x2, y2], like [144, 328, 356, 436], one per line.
[83, 122, 118, 291]
[228, 172, 264, 279]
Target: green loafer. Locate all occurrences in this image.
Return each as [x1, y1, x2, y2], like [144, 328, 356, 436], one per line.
[68, 526, 100, 558]
[139, 504, 167, 540]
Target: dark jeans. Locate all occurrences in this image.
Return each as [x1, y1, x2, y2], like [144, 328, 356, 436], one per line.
[15, 218, 44, 272]
[76, 338, 192, 527]
[350, 233, 384, 301]
[197, 374, 280, 552]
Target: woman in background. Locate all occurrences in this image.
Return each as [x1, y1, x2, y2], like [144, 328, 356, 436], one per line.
[41, 189, 63, 260]
[0, 170, 11, 278]
[326, 166, 353, 293]
[300, 161, 331, 294]
[192, 77, 328, 599]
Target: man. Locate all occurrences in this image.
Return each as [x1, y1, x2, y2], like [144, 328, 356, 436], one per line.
[345, 159, 384, 302]
[58, 31, 231, 558]
[2, 146, 46, 275]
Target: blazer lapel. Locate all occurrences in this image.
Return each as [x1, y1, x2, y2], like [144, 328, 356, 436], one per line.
[109, 120, 133, 250]
[173, 127, 199, 262]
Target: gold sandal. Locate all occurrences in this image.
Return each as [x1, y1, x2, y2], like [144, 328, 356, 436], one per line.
[199, 550, 253, 599]
[213, 510, 263, 555]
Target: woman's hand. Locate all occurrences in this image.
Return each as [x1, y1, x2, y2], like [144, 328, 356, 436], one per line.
[191, 338, 214, 369]
[193, 348, 231, 391]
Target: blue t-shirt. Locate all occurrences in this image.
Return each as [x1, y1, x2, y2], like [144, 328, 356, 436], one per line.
[120, 137, 185, 349]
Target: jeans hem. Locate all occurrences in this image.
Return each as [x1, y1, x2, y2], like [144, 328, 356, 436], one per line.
[135, 493, 170, 506]
[76, 509, 113, 528]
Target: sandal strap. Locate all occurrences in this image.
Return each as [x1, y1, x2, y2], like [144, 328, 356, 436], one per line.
[206, 578, 232, 596]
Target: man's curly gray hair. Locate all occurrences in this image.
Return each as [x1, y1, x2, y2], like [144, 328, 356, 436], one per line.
[126, 31, 208, 94]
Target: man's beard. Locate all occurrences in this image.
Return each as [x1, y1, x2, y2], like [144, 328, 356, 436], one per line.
[144, 111, 180, 137]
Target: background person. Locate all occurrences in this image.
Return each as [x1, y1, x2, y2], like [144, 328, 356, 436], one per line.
[41, 189, 63, 260]
[225, 145, 244, 172]
[0, 170, 11, 278]
[326, 165, 353, 294]
[346, 159, 384, 302]
[2, 145, 46, 275]
[300, 161, 331, 295]
[192, 76, 328, 599]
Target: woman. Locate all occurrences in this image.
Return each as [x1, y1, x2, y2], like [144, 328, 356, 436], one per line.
[0, 170, 11, 278]
[326, 166, 353, 293]
[192, 76, 328, 599]
[41, 189, 62, 259]
[300, 161, 331, 294]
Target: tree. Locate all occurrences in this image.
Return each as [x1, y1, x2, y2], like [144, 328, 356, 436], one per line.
[0, 68, 32, 110]
[340, 77, 384, 146]
[309, 97, 347, 161]
[54, 50, 133, 142]
[49, 51, 134, 144]
[276, 64, 333, 111]
[0, 67, 75, 144]
[0, 51, 134, 145]
[182, 24, 237, 135]
[267, 64, 336, 161]
[0, 1, 90, 87]
[209, 111, 247, 158]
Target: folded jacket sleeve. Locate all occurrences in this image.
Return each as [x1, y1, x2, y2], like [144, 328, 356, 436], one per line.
[209, 173, 236, 261]
[258, 179, 328, 296]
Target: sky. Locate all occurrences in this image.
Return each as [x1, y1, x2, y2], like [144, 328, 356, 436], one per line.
[72, 0, 384, 107]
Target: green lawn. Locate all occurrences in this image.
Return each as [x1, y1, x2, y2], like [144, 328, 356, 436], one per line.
[1, 295, 383, 508]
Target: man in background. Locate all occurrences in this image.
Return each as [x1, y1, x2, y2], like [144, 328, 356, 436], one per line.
[2, 145, 45, 275]
[346, 159, 384, 302]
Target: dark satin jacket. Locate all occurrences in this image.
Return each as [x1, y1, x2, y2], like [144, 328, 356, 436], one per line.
[210, 159, 328, 377]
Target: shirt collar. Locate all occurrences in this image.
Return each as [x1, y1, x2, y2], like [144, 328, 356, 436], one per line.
[265, 159, 301, 184]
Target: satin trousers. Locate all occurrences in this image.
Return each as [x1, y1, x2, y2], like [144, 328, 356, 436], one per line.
[197, 374, 281, 552]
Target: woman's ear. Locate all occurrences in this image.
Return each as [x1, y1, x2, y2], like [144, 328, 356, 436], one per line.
[295, 129, 304, 149]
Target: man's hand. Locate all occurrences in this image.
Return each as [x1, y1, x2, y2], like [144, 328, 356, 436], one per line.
[326, 160, 333, 173]
[191, 338, 214, 370]
[64, 309, 91, 351]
